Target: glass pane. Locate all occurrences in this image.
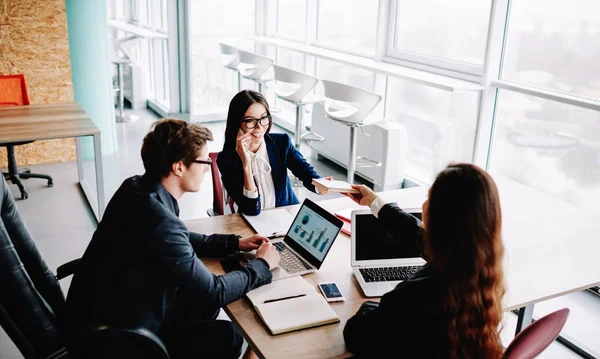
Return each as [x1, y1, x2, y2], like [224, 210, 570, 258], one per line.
[277, 0, 306, 40]
[188, 0, 255, 114]
[502, 0, 600, 100]
[317, 58, 375, 91]
[276, 48, 305, 72]
[162, 39, 170, 106]
[393, 0, 491, 65]
[385, 77, 480, 183]
[489, 90, 600, 210]
[317, 0, 378, 55]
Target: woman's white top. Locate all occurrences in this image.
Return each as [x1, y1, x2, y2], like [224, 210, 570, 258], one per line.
[242, 142, 276, 210]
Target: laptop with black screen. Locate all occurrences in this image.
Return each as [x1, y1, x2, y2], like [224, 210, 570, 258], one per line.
[351, 210, 426, 297]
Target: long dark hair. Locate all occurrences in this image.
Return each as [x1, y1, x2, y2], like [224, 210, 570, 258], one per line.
[423, 163, 505, 359]
[222, 90, 272, 152]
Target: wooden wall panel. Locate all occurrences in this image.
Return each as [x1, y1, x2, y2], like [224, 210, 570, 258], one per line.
[0, 0, 76, 167]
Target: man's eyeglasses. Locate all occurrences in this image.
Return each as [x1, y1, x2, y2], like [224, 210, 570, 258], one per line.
[192, 158, 212, 165]
[242, 115, 271, 129]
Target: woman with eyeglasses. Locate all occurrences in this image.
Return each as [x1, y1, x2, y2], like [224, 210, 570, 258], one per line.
[218, 90, 331, 215]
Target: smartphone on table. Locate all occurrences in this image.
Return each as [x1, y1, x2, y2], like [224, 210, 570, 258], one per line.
[318, 282, 345, 302]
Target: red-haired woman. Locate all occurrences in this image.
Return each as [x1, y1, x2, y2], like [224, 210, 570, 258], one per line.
[343, 163, 505, 358]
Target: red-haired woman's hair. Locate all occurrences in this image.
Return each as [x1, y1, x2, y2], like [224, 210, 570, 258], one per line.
[423, 163, 505, 359]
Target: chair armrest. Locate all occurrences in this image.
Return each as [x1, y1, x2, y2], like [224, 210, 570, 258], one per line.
[79, 325, 170, 359]
[56, 258, 81, 280]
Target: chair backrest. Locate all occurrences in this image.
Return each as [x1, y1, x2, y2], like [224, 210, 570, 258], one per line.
[237, 50, 274, 80]
[503, 308, 570, 359]
[0, 175, 66, 358]
[77, 325, 170, 359]
[218, 42, 240, 70]
[209, 152, 234, 216]
[272, 64, 319, 103]
[321, 79, 381, 125]
[0, 74, 30, 106]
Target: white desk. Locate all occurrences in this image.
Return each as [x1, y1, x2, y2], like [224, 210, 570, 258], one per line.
[250, 36, 482, 93]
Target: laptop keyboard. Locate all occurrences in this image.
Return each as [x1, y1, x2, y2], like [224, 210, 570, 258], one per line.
[359, 266, 423, 282]
[273, 242, 312, 273]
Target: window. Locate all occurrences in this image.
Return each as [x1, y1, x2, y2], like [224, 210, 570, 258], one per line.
[316, 0, 378, 56]
[489, 90, 600, 210]
[385, 77, 480, 183]
[389, 0, 492, 73]
[188, 0, 256, 114]
[151, 39, 170, 108]
[276, 0, 307, 40]
[317, 59, 375, 92]
[502, 0, 600, 100]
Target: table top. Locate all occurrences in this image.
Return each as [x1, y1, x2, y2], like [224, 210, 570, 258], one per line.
[0, 102, 99, 143]
[185, 178, 600, 358]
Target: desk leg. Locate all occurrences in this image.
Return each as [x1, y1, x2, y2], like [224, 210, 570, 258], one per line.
[76, 137, 84, 182]
[93, 133, 105, 220]
[515, 304, 534, 336]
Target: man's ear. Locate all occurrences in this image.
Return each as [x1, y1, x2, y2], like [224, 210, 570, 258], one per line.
[171, 161, 185, 177]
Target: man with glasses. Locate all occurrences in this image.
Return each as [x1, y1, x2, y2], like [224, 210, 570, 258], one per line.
[65, 118, 280, 358]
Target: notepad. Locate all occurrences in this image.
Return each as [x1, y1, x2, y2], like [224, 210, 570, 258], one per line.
[246, 276, 340, 335]
[333, 208, 353, 236]
[242, 208, 294, 237]
[312, 178, 359, 193]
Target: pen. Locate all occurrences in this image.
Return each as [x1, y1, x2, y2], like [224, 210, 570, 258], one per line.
[266, 232, 285, 240]
[263, 294, 306, 304]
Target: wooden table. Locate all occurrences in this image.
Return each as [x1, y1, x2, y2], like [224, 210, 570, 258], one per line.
[185, 179, 600, 358]
[0, 103, 105, 219]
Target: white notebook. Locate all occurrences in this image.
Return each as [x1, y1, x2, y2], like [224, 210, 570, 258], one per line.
[242, 208, 294, 237]
[246, 276, 340, 335]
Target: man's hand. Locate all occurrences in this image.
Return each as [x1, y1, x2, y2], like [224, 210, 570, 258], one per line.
[255, 242, 281, 270]
[239, 234, 269, 252]
[342, 184, 378, 207]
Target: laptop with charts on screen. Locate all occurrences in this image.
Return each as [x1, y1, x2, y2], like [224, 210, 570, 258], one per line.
[269, 198, 343, 281]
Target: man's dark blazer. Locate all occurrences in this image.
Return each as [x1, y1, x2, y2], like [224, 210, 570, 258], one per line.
[343, 203, 450, 358]
[65, 175, 272, 336]
[217, 133, 320, 215]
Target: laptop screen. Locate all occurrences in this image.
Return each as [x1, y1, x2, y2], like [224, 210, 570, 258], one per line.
[285, 199, 342, 267]
[355, 213, 423, 261]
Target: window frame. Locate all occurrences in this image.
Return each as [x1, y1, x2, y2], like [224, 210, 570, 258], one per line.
[385, 0, 490, 79]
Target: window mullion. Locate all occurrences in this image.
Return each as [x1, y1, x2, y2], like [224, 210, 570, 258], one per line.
[473, 0, 510, 168]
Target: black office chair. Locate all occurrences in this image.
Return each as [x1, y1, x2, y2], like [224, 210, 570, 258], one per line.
[0, 74, 54, 200]
[0, 175, 169, 359]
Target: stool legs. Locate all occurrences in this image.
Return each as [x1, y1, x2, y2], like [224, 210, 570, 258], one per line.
[348, 125, 358, 184]
[116, 63, 125, 122]
[294, 105, 303, 148]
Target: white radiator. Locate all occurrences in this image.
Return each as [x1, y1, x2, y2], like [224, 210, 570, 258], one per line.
[122, 62, 147, 110]
[310, 103, 407, 191]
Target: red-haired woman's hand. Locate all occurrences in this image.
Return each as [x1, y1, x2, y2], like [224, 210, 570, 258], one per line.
[341, 185, 378, 207]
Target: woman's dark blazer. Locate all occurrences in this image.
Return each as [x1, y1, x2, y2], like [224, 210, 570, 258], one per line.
[343, 203, 450, 358]
[217, 133, 320, 215]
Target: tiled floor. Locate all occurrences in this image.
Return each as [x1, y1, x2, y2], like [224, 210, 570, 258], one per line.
[1, 108, 596, 358]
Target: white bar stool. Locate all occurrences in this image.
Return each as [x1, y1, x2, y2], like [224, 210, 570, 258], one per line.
[218, 42, 241, 92]
[237, 50, 274, 94]
[110, 35, 137, 122]
[321, 80, 383, 184]
[272, 65, 325, 148]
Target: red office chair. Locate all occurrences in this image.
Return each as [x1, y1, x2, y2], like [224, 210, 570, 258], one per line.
[504, 308, 570, 359]
[0, 74, 53, 199]
[207, 152, 235, 216]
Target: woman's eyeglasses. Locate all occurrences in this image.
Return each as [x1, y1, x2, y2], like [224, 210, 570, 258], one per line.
[242, 115, 271, 129]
